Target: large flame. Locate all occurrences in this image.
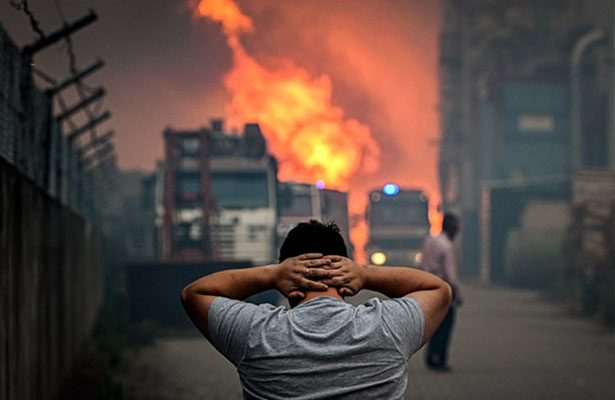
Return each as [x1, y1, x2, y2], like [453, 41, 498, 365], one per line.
[197, 0, 379, 190]
[224, 44, 380, 188]
[196, 0, 252, 35]
[196, 0, 382, 259]
[195, 0, 443, 260]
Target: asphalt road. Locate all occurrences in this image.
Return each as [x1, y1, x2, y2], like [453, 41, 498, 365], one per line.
[116, 284, 615, 399]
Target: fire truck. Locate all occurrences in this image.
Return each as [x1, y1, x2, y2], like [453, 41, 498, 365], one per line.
[161, 121, 278, 265]
[208, 121, 279, 265]
[147, 121, 280, 313]
[277, 182, 352, 254]
[365, 185, 430, 267]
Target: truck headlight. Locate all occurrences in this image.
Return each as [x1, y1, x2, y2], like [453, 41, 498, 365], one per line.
[371, 252, 386, 266]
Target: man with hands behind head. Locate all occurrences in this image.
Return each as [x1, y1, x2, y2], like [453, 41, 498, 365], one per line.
[182, 220, 452, 400]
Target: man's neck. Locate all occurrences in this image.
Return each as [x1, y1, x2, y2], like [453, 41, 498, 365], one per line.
[296, 287, 344, 306]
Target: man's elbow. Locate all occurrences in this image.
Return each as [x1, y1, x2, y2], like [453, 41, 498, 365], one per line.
[180, 285, 193, 306]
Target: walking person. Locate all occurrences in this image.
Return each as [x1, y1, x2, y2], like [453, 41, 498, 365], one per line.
[421, 213, 463, 371]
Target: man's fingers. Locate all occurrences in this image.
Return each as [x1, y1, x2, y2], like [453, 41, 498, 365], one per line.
[320, 277, 345, 287]
[329, 261, 347, 268]
[297, 253, 323, 260]
[324, 255, 344, 262]
[305, 268, 327, 279]
[316, 262, 341, 270]
[287, 290, 305, 300]
[304, 259, 331, 267]
[322, 261, 343, 269]
[338, 287, 355, 296]
[301, 279, 328, 291]
[305, 268, 342, 279]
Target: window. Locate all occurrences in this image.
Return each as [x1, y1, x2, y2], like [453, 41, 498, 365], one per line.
[211, 172, 269, 209]
[281, 193, 312, 216]
[179, 157, 200, 171]
[181, 137, 200, 154]
[177, 173, 201, 201]
[370, 202, 429, 226]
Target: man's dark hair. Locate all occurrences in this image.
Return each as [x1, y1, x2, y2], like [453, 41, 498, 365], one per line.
[442, 213, 458, 232]
[279, 220, 348, 262]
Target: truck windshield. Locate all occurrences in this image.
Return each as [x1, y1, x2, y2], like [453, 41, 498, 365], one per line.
[282, 193, 312, 216]
[370, 202, 429, 226]
[211, 172, 269, 209]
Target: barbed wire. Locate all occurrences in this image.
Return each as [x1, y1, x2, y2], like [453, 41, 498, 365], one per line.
[9, 0, 45, 38]
[7, 0, 116, 215]
[9, 0, 105, 144]
[31, 67, 79, 131]
[8, 0, 84, 132]
[51, 0, 102, 142]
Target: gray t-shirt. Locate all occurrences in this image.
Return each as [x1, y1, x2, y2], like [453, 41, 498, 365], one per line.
[208, 295, 424, 400]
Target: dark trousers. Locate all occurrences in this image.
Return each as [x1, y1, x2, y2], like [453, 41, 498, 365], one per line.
[425, 304, 456, 367]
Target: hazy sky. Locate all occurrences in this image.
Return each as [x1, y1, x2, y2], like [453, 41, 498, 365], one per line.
[0, 0, 441, 198]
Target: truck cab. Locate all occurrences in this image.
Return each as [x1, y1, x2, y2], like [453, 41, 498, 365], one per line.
[208, 122, 278, 265]
[277, 182, 351, 254]
[366, 186, 430, 267]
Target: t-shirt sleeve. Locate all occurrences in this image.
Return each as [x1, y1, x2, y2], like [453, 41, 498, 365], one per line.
[381, 297, 425, 358]
[207, 296, 259, 366]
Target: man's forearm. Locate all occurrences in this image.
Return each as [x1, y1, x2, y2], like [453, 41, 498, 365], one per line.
[182, 265, 276, 300]
[362, 265, 449, 298]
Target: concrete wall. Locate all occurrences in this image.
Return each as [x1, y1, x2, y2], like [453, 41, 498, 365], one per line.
[125, 261, 286, 334]
[0, 156, 104, 399]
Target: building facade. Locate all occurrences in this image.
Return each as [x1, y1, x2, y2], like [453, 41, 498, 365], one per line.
[161, 128, 215, 262]
[438, 0, 614, 282]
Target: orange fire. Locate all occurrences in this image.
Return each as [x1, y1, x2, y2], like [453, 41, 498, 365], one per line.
[196, 0, 441, 261]
[196, 0, 382, 259]
[224, 46, 380, 188]
[196, 0, 252, 35]
[197, 0, 379, 190]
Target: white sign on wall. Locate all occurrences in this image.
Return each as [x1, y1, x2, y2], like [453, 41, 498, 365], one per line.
[518, 114, 554, 132]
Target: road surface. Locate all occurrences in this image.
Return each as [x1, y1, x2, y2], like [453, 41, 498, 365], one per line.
[116, 283, 615, 399]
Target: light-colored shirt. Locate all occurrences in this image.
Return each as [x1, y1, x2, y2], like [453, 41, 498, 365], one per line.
[208, 295, 424, 400]
[421, 233, 460, 290]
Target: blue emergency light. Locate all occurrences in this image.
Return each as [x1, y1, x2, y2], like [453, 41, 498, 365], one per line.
[383, 183, 399, 196]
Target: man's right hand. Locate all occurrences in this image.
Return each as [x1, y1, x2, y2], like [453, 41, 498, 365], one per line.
[321, 256, 367, 296]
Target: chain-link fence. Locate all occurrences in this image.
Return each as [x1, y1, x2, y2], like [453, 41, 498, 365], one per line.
[0, 23, 114, 221]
